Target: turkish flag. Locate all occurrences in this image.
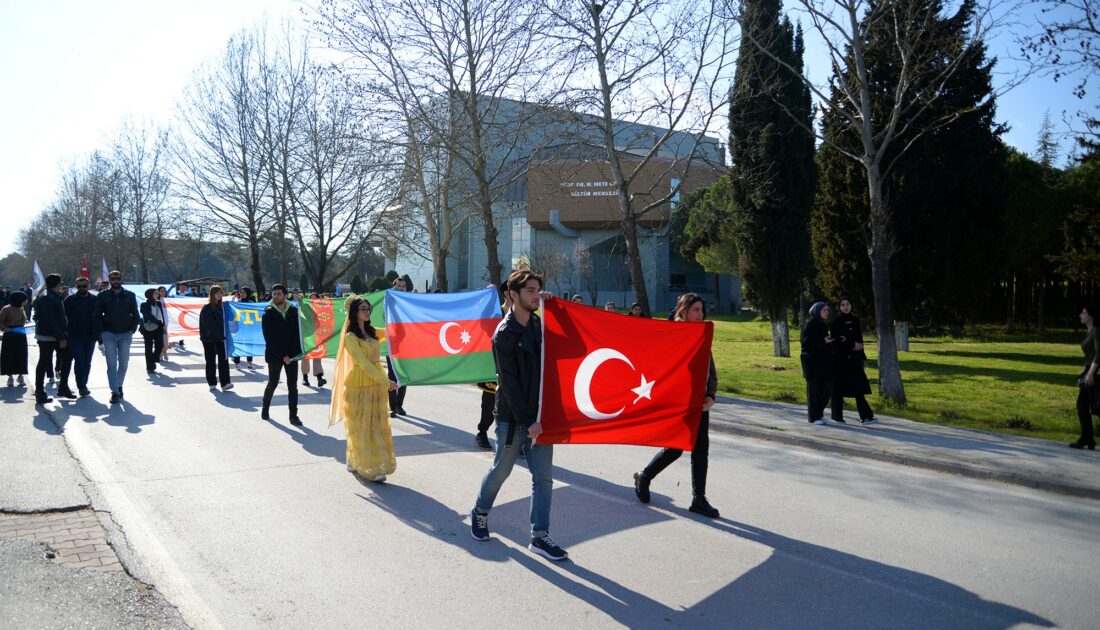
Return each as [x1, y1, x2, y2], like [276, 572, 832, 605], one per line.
[538, 298, 714, 450]
[80, 257, 89, 279]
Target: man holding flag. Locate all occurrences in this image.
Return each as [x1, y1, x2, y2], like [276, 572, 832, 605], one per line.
[469, 270, 568, 562]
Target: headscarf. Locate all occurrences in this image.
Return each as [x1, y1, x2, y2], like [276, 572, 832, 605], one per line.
[808, 302, 828, 320]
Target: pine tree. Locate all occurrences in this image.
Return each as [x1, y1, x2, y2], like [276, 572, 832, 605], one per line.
[1036, 110, 1059, 168]
[725, 0, 814, 357]
[812, 0, 1005, 333]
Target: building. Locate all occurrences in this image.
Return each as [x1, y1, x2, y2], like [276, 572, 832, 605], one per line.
[389, 97, 741, 314]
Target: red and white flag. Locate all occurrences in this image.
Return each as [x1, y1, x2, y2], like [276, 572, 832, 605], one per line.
[80, 256, 90, 279]
[538, 298, 714, 450]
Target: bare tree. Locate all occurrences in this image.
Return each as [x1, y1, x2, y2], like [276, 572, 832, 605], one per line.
[518, 242, 568, 289]
[745, 0, 1012, 403]
[113, 120, 171, 283]
[542, 0, 737, 316]
[175, 31, 272, 294]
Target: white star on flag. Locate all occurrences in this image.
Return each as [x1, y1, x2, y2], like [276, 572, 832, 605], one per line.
[631, 374, 655, 404]
[460, 329, 472, 345]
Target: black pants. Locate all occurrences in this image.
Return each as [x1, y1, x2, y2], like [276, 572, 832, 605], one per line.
[142, 330, 164, 372]
[35, 341, 60, 392]
[1077, 386, 1096, 445]
[203, 340, 231, 387]
[806, 378, 833, 421]
[387, 359, 406, 411]
[262, 360, 299, 417]
[56, 344, 73, 391]
[478, 390, 495, 434]
[832, 391, 874, 421]
[233, 356, 253, 365]
[642, 411, 710, 497]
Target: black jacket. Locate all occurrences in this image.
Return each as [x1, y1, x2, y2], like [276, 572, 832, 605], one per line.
[140, 301, 165, 334]
[63, 292, 97, 337]
[800, 317, 834, 380]
[94, 288, 140, 336]
[199, 303, 226, 342]
[492, 311, 542, 437]
[32, 292, 68, 342]
[261, 303, 300, 362]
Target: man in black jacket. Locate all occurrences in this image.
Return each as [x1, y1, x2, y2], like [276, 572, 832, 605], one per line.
[387, 276, 409, 416]
[62, 277, 97, 397]
[32, 274, 69, 404]
[261, 284, 301, 426]
[469, 270, 568, 562]
[94, 270, 140, 404]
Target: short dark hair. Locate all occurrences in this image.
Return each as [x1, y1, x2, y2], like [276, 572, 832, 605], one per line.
[270, 284, 287, 295]
[75, 276, 89, 285]
[9, 292, 26, 307]
[45, 274, 62, 289]
[506, 270, 543, 294]
[145, 288, 157, 300]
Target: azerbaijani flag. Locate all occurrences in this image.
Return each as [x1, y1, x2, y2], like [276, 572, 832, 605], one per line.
[298, 292, 388, 359]
[385, 288, 501, 386]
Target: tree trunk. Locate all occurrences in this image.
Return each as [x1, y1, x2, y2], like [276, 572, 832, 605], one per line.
[771, 311, 790, 357]
[435, 251, 449, 293]
[894, 320, 910, 352]
[713, 273, 721, 314]
[1006, 273, 1016, 334]
[248, 227, 266, 296]
[1037, 274, 1047, 336]
[619, 196, 651, 316]
[867, 169, 906, 404]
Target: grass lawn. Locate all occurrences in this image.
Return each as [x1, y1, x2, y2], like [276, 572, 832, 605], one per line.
[708, 315, 1087, 443]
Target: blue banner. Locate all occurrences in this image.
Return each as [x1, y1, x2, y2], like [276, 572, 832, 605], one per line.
[226, 301, 270, 358]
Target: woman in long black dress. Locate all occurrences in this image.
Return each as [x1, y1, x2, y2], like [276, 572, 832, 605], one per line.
[800, 302, 834, 425]
[830, 297, 877, 425]
[0, 292, 28, 386]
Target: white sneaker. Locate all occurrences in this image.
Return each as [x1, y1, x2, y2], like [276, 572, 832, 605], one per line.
[812, 419, 827, 425]
[371, 474, 387, 483]
[861, 417, 879, 425]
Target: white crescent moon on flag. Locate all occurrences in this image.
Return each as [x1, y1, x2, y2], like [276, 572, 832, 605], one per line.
[439, 322, 462, 355]
[574, 348, 634, 420]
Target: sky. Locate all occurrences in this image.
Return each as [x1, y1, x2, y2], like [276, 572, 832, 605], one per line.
[0, 0, 1090, 259]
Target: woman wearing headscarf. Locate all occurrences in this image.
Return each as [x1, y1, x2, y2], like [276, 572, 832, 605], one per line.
[632, 292, 720, 518]
[801, 301, 835, 425]
[1071, 304, 1099, 450]
[0, 292, 29, 387]
[830, 297, 877, 425]
[329, 296, 399, 482]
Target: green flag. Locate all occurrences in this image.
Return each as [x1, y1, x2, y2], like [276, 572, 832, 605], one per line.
[298, 292, 387, 359]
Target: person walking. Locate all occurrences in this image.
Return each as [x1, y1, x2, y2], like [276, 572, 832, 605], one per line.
[302, 293, 327, 388]
[1, 292, 29, 387]
[632, 292, 720, 518]
[387, 276, 409, 416]
[469, 270, 568, 561]
[261, 285, 301, 426]
[139, 289, 166, 375]
[830, 297, 877, 425]
[199, 286, 232, 392]
[62, 277, 97, 397]
[1071, 304, 1100, 450]
[801, 301, 835, 425]
[329, 296, 398, 482]
[173, 283, 190, 350]
[94, 270, 140, 405]
[232, 287, 255, 368]
[157, 286, 170, 362]
[32, 274, 69, 404]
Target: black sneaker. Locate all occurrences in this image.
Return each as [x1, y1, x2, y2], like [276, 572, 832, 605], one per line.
[261, 410, 271, 421]
[289, 416, 303, 426]
[396, 407, 407, 416]
[689, 496, 720, 519]
[470, 509, 490, 541]
[56, 388, 77, 400]
[35, 391, 53, 405]
[633, 472, 651, 504]
[475, 432, 492, 450]
[529, 534, 569, 561]
[317, 376, 327, 388]
[303, 377, 311, 387]
[78, 388, 91, 397]
[109, 393, 120, 405]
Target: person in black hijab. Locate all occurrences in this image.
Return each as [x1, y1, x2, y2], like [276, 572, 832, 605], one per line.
[800, 301, 834, 425]
[830, 297, 877, 425]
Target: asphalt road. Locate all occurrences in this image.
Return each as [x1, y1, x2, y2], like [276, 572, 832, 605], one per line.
[30, 342, 1100, 629]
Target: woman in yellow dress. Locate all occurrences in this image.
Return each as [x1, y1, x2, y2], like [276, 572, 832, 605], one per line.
[329, 296, 398, 482]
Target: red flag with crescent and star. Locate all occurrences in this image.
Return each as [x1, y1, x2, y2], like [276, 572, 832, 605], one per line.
[537, 298, 714, 450]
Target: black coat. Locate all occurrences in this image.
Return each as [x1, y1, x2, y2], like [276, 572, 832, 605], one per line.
[140, 301, 165, 334]
[32, 292, 68, 342]
[492, 311, 542, 431]
[831, 313, 872, 396]
[199, 303, 226, 342]
[799, 317, 834, 380]
[64, 292, 97, 337]
[94, 289, 140, 336]
[261, 303, 301, 363]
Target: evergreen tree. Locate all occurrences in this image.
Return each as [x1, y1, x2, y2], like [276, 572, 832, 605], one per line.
[350, 274, 367, 294]
[710, 0, 813, 356]
[299, 272, 311, 293]
[1036, 110, 1059, 168]
[812, 0, 1005, 333]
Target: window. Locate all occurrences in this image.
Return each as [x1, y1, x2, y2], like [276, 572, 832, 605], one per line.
[511, 217, 531, 270]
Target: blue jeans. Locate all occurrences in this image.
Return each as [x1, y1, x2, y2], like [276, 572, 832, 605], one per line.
[101, 331, 133, 394]
[474, 420, 554, 538]
[68, 334, 96, 390]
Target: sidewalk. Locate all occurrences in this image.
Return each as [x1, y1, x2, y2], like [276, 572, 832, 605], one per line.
[0, 388, 187, 628]
[709, 395, 1100, 500]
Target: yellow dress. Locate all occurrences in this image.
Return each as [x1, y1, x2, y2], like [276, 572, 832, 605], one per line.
[329, 332, 396, 477]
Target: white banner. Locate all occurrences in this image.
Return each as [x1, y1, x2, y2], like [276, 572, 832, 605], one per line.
[165, 297, 206, 338]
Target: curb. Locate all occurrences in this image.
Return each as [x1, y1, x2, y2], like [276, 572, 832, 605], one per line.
[708, 417, 1100, 501]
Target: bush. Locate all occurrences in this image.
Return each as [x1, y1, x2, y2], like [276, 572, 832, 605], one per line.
[368, 276, 389, 292]
[350, 274, 367, 294]
[384, 270, 399, 283]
